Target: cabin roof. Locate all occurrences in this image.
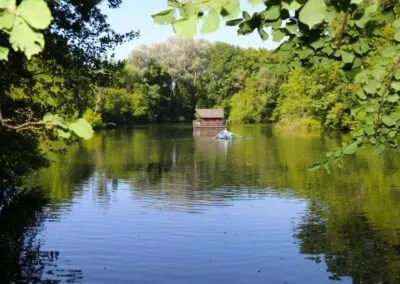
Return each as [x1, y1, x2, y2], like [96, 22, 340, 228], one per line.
[196, 109, 224, 119]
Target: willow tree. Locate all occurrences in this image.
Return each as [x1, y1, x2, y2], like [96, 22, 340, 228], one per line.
[153, 0, 400, 170]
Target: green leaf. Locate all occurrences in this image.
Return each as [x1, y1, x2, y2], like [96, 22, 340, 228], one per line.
[389, 112, 400, 122]
[257, 27, 269, 40]
[390, 81, 400, 91]
[394, 69, 400, 80]
[0, 46, 8, 60]
[0, 0, 15, 10]
[395, 31, 400, 42]
[387, 94, 399, 103]
[363, 80, 379, 94]
[226, 18, 242, 26]
[17, 0, 52, 29]
[357, 91, 367, 100]
[299, 0, 327, 29]
[238, 21, 254, 35]
[0, 10, 16, 30]
[310, 38, 325, 50]
[298, 48, 313, 59]
[351, 0, 363, 4]
[242, 11, 251, 20]
[152, 9, 176, 25]
[371, 67, 386, 81]
[69, 119, 94, 140]
[382, 116, 396, 127]
[341, 51, 355, 63]
[282, 0, 302, 11]
[222, 0, 241, 18]
[343, 142, 358, 155]
[272, 28, 286, 42]
[380, 45, 397, 58]
[43, 113, 67, 128]
[173, 17, 198, 38]
[201, 9, 220, 33]
[307, 164, 321, 171]
[57, 129, 71, 139]
[373, 144, 385, 156]
[355, 4, 377, 28]
[285, 22, 297, 33]
[9, 18, 44, 59]
[364, 126, 375, 136]
[262, 6, 281, 20]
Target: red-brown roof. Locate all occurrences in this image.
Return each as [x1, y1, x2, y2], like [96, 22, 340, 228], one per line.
[196, 109, 224, 118]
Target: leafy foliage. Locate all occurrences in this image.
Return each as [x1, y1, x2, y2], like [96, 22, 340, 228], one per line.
[0, 0, 52, 60]
[276, 64, 359, 131]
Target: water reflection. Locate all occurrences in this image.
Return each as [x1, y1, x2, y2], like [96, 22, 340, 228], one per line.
[15, 124, 400, 282]
[0, 191, 82, 283]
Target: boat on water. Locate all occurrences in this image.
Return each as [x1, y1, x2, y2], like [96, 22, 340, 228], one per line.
[217, 130, 233, 140]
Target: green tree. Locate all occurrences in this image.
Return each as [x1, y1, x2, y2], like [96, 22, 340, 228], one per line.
[276, 63, 359, 132]
[229, 68, 277, 123]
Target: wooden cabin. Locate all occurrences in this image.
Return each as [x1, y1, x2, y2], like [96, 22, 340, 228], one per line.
[193, 109, 226, 128]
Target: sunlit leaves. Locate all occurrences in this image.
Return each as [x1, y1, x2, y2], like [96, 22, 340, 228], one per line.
[173, 17, 198, 38]
[364, 80, 379, 94]
[272, 29, 286, 42]
[390, 81, 400, 91]
[299, 0, 326, 29]
[258, 27, 268, 40]
[0, 46, 8, 60]
[343, 142, 358, 155]
[17, 0, 52, 29]
[43, 114, 94, 140]
[0, 0, 53, 60]
[9, 18, 45, 59]
[282, 1, 302, 11]
[152, 9, 176, 25]
[341, 51, 355, 64]
[201, 9, 220, 33]
[262, 6, 280, 20]
[395, 31, 400, 42]
[69, 119, 94, 140]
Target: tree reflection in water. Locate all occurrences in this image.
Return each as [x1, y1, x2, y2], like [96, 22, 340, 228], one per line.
[0, 191, 83, 283]
[294, 200, 400, 282]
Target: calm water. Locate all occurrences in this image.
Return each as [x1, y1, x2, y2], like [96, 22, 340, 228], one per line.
[2, 124, 400, 283]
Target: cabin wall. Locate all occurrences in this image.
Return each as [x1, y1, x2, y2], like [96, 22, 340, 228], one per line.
[193, 118, 226, 128]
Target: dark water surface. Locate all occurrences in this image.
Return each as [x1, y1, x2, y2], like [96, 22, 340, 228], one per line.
[2, 124, 400, 283]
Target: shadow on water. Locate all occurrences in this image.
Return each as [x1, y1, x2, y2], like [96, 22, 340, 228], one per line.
[3, 124, 400, 282]
[0, 190, 83, 283]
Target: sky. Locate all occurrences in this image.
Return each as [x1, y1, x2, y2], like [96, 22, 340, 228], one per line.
[102, 0, 279, 60]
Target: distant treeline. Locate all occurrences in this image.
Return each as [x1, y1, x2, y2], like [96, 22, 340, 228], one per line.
[87, 37, 359, 132]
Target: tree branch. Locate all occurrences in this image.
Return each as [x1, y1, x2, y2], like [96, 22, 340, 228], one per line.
[0, 105, 46, 132]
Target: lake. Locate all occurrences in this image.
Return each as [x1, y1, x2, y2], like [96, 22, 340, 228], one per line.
[2, 124, 400, 283]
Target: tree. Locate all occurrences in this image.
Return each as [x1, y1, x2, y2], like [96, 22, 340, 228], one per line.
[0, 0, 138, 139]
[153, 0, 400, 170]
[128, 38, 211, 121]
[229, 68, 276, 123]
[276, 63, 359, 132]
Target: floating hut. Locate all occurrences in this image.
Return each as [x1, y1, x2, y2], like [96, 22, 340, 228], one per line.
[193, 109, 226, 128]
